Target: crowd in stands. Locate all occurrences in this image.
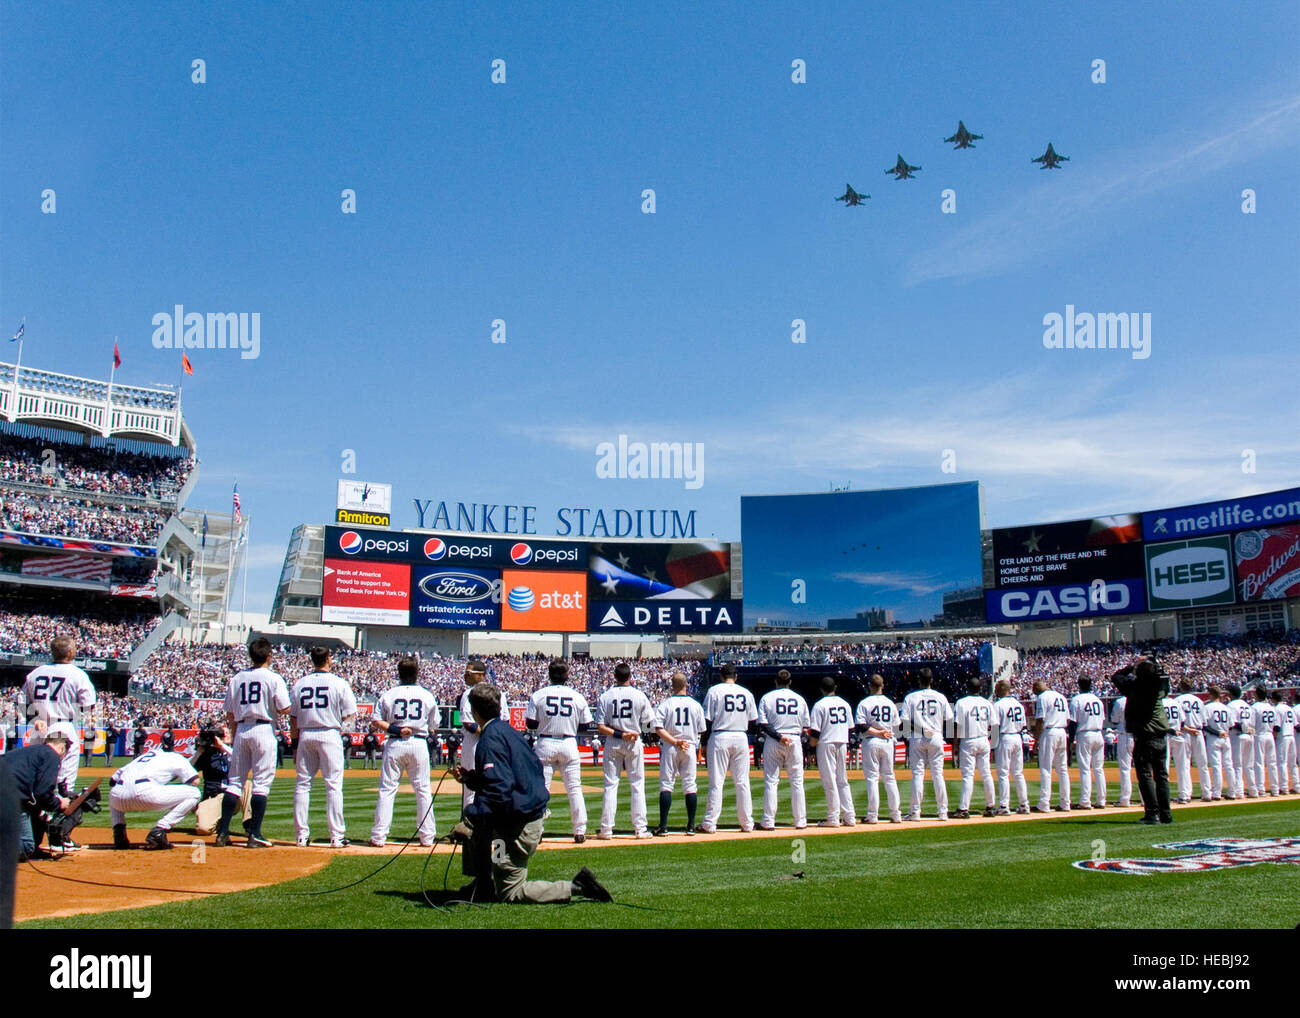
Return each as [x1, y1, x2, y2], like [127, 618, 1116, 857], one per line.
[0, 492, 170, 545]
[0, 604, 160, 659]
[713, 637, 983, 667]
[0, 433, 194, 500]
[1015, 630, 1300, 699]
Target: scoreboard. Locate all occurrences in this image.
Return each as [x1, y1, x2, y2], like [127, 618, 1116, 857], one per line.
[320, 527, 742, 634]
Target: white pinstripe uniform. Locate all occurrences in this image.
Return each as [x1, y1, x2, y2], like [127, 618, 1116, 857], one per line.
[1173, 692, 1209, 801]
[370, 683, 440, 847]
[109, 749, 201, 831]
[526, 684, 592, 837]
[1226, 697, 1257, 796]
[756, 687, 809, 828]
[223, 667, 291, 797]
[1275, 702, 1297, 794]
[597, 683, 656, 836]
[1069, 691, 1106, 808]
[656, 694, 706, 795]
[22, 661, 96, 792]
[1109, 696, 1133, 805]
[289, 670, 358, 845]
[1251, 700, 1280, 795]
[1035, 689, 1070, 811]
[701, 682, 758, 833]
[954, 694, 995, 813]
[855, 694, 901, 822]
[901, 688, 952, 820]
[1161, 697, 1183, 775]
[811, 693, 856, 825]
[1201, 699, 1236, 800]
[992, 696, 1029, 811]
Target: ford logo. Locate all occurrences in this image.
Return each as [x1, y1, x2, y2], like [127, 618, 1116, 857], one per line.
[418, 571, 496, 603]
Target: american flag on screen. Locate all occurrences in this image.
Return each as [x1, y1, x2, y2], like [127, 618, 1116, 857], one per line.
[21, 554, 112, 582]
[232, 485, 242, 524]
[590, 542, 731, 600]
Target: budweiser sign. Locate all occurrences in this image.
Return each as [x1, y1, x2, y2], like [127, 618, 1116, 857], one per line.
[1235, 525, 1300, 601]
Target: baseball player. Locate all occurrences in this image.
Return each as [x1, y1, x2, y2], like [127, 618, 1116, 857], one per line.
[525, 659, 592, 843]
[1173, 679, 1210, 802]
[215, 638, 291, 848]
[21, 635, 96, 795]
[1225, 683, 1257, 797]
[368, 657, 439, 848]
[953, 676, 996, 819]
[699, 663, 758, 834]
[1032, 680, 1070, 812]
[109, 746, 202, 850]
[756, 669, 809, 830]
[653, 670, 707, 835]
[458, 660, 507, 809]
[1269, 690, 1297, 794]
[809, 676, 856, 826]
[1250, 687, 1280, 796]
[289, 647, 358, 848]
[1069, 677, 1106, 809]
[1200, 686, 1236, 801]
[991, 678, 1029, 814]
[1108, 693, 1133, 807]
[855, 673, 901, 823]
[900, 667, 952, 821]
[1161, 690, 1184, 780]
[595, 662, 659, 839]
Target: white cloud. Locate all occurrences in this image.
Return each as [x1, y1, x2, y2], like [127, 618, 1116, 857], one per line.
[832, 570, 952, 596]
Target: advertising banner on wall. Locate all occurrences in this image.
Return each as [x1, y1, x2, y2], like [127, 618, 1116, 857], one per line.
[321, 558, 411, 625]
[1142, 486, 1300, 542]
[1144, 536, 1236, 611]
[1233, 524, 1300, 601]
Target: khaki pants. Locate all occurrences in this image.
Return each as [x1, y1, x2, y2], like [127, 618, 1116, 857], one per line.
[480, 818, 572, 904]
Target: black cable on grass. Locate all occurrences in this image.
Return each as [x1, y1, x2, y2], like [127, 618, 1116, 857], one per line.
[299, 766, 454, 896]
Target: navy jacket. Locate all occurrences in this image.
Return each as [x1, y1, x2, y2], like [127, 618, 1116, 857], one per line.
[4, 745, 62, 812]
[463, 718, 550, 825]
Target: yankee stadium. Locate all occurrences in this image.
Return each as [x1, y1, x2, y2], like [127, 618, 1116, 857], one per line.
[1, 0, 1297, 987]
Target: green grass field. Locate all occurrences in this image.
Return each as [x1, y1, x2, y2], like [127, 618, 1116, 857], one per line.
[28, 759, 1300, 929]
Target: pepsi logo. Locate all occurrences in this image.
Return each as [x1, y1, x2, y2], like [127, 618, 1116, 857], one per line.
[424, 538, 447, 561]
[339, 531, 363, 555]
[510, 543, 533, 565]
[507, 586, 535, 612]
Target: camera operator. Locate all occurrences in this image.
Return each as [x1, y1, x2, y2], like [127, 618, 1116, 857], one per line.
[1112, 657, 1172, 824]
[451, 683, 611, 905]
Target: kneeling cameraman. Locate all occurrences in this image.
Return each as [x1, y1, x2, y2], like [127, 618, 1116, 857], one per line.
[452, 684, 610, 905]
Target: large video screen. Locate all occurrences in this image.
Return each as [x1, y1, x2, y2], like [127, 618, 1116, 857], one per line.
[740, 483, 983, 629]
[320, 527, 741, 633]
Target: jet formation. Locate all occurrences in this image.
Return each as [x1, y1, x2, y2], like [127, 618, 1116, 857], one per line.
[838, 121, 1070, 206]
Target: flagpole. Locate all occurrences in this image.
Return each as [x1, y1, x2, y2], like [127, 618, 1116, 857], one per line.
[195, 541, 206, 644]
[239, 517, 250, 634]
[7, 318, 23, 423]
[220, 517, 234, 644]
[104, 338, 116, 437]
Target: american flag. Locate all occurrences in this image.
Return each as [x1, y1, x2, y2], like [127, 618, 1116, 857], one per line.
[21, 554, 111, 583]
[232, 485, 242, 525]
[589, 542, 731, 600]
[11, 321, 23, 342]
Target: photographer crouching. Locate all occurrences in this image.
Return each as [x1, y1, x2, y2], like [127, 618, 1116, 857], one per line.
[451, 684, 611, 905]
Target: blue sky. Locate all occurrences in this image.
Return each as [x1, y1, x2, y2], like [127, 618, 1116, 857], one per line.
[3, 1, 1298, 613]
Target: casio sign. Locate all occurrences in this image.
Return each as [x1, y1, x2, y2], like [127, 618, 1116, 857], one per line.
[996, 583, 1132, 619]
[417, 572, 497, 602]
[1148, 546, 1231, 598]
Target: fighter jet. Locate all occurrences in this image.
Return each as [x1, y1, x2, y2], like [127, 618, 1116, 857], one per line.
[1031, 143, 1069, 168]
[944, 121, 983, 149]
[835, 184, 870, 206]
[885, 154, 921, 179]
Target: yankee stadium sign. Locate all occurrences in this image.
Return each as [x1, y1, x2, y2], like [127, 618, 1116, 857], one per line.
[411, 499, 698, 539]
